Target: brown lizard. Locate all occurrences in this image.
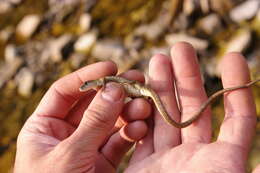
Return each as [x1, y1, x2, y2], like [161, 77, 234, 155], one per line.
[79, 76, 260, 128]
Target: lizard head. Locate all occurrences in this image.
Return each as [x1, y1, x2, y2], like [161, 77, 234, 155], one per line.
[79, 78, 105, 92]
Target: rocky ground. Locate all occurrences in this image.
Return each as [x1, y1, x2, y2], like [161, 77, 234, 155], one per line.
[0, 0, 260, 172]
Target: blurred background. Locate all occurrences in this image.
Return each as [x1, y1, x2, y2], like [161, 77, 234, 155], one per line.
[0, 0, 260, 172]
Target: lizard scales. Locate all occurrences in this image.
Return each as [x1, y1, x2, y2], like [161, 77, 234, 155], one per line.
[79, 76, 260, 128]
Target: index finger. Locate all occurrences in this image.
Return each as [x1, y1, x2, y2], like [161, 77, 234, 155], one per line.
[34, 61, 117, 118]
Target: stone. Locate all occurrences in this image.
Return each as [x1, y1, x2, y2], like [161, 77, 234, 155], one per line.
[117, 49, 140, 74]
[124, 34, 144, 50]
[134, 0, 181, 40]
[49, 0, 79, 6]
[247, 51, 260, 76]
[16, 14, 41, 40]
[225, 29, 251, 53]
[214, 29, 252, 77]
[5, 44, 17, 63]
[49, 0, 96, 12]
[150, 46, 170, 56]
[183, 0, 199, 15]
[134, 24, 161, 41]
[15, 68, 34, 97]
[198, 13, 222, 34]
[0, 2, 11, 14]
[70, 53, 86, 69]
[9, 0, 23, 4]
[165, 33, 208, 51]
[92, 39, 126, 61]
[230, 0, 260, 22]
[20, 41, 49, 70]
[79, 13, 91, 33]
[200, 0, 210, 13]
[49, 35, 73, 62]
[201, 56, 219, 77]
[210, 0, 244, 15]
[172, 13, 190, 31]
[0, 57, 23, 89]
[0, 27, 13, 43]
[74, 31, 97, 53]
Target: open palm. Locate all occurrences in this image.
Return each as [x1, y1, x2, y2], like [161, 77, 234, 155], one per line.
[126, 43, 256, 173]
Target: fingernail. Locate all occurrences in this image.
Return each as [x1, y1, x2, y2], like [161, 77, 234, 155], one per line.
[102, 83, 124, 102]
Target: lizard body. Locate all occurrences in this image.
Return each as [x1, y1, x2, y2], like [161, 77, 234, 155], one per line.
[79, 76, 260, 128]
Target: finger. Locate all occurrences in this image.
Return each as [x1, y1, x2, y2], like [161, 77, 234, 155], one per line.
[64, 83, 125, 151]
[34, 61, 117, 118]
[99, 121, 148, 168]
[129, 117, 154, 165]
[97, 98, 151, 162]
[218, 52, 257, 152]
[65, 69, 145, 127]
[119, 69, 145, 83]
[170, 42, 211, 143]
[149, 54, 181, 151]
[121, 98, 151, 122]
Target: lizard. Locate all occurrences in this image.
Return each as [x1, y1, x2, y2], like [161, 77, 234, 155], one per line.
[79, 76, 260, 128]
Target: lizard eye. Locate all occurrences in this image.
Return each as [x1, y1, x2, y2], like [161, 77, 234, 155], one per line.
[79, 81, 93, 92]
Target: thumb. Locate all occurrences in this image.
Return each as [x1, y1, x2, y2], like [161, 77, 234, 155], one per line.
[65, 82, 125, 151]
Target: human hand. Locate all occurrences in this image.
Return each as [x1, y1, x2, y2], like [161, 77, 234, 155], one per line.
[14, 61, 152, 173]
[253, 165, 260, 173]
[125, 42, 257, 173]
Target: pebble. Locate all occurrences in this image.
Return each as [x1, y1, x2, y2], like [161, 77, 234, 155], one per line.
[49, 0, 76, 6]
[183, 0, 199, 15]
[16, 14, 41, 40]
[134, 0, 179, 41]
[200, 0, 210, 13]
[136, 14, 171, 41]
[49, 0, 96, 12]
[210, 0, 241, 15]
[246, 51, 260, 77]
[124, 34, 144, 50]
[225, 29, 251, 53]
[150, 46, 170, 56]
[230, 0, 260, 22]
[0, 2, 11, 14]
[70, 53, 86, 69]
[15, 68, 34, 97]
[0, 57, 23, 89]
[91, 39, 126, 61]
[135, 15, 170, 41]
[201, 56, 219, 77]
[172, 13, 190, 31]
[9, 0, 23, 4]
[0, 27, 13, 43]
[198, 13, 222, 34]
[49, 35, 73, 62]
[74, 31, 97, 53]
[214, 29, 252, 77]
[165, 33, 208, 50]
[79, 13, 91, 33]
[5, 44, 17, 63]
